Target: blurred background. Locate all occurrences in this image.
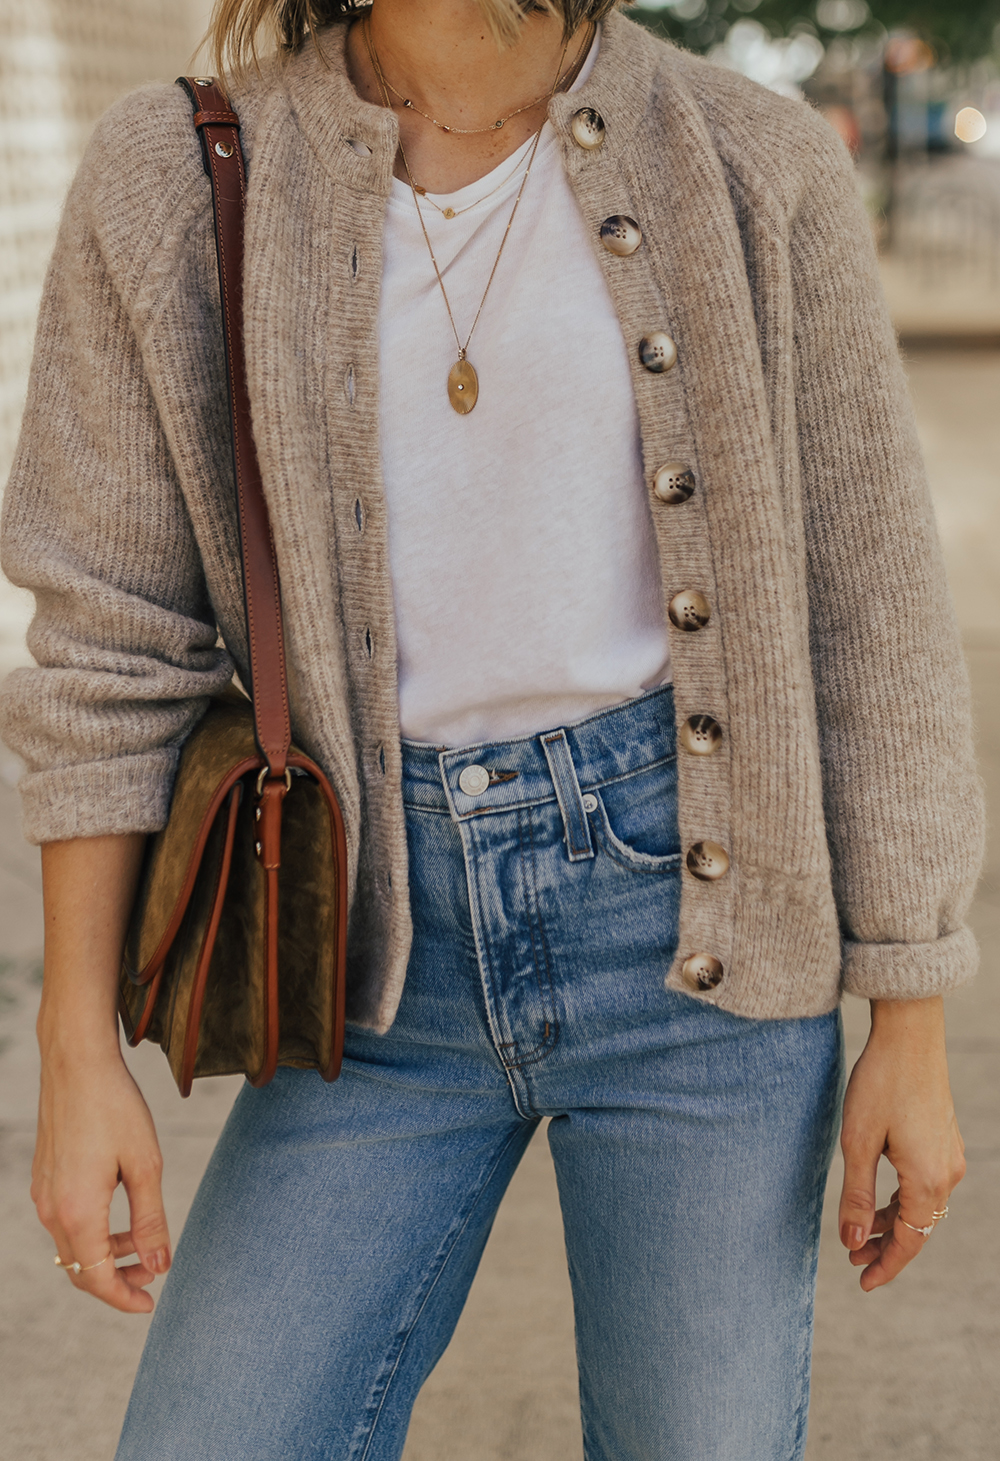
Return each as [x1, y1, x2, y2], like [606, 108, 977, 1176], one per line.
[1, 3, 998, 1459]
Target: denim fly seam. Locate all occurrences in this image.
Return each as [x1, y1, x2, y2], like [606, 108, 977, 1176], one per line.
[401, 685, 680, 1116]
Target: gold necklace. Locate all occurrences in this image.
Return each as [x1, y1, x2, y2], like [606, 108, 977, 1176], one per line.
[411, 147, 531, 221]
[366, 22, 577, 415]
[370, 28, 589, 136]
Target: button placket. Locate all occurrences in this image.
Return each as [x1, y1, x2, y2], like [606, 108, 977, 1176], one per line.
[553, 163, 734, 1002]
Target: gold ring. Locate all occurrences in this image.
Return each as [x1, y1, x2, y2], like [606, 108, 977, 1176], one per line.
[54, 1251, 112, 1276]
[897, 1217, 935, 1238]
[932, 1206, 949, 1221]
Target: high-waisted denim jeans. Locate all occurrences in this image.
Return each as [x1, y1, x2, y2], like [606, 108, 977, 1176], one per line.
[117, 686, 843, 1461]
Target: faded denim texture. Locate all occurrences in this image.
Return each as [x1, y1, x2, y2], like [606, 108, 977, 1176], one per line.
[117, 688, 843, 1461]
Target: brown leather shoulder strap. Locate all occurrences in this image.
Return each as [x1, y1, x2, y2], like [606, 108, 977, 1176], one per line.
[178, 77, 290, 782]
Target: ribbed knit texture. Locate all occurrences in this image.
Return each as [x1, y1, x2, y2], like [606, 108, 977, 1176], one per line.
[0, 13, 984, 1028]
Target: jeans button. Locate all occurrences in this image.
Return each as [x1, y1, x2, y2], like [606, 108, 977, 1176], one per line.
[458, 765, 491, 796]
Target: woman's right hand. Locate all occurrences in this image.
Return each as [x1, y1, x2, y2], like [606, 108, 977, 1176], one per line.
[33, 1042, 171, 1312]
[34, 832, 167, 1311]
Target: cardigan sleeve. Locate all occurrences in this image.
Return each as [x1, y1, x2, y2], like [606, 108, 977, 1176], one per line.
[791, 126, 985, 1001]
[0, 131, 234, 845]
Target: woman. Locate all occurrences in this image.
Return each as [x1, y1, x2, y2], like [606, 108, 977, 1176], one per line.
[1, 0, 983, 1456]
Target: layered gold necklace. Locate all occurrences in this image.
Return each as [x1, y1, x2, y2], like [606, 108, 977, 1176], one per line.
[365, 18, 591, 415]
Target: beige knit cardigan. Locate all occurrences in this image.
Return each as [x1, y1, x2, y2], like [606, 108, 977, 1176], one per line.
[0, 12, 984, 1029]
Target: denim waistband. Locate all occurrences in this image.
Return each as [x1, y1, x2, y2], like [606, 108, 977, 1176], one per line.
[401, 684, 676, 822]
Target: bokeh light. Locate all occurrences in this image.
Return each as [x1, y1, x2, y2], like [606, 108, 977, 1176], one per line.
[955, 107, 988, 144]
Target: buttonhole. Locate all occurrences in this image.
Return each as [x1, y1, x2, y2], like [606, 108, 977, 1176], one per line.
[350, 243, 360, 279]
[377, 744, 386, 775]
[354, 497, 364, 532]
[345, 138, 372, 157]
[364, 626, 373, 658]
[386, 870, 392, 890]
[345, 363, 356, 407]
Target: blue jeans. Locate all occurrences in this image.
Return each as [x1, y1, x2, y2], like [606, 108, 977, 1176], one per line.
[117, 686, 843, 1461]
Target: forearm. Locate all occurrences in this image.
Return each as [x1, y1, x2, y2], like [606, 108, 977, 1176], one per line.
[38, 833, 147, 1061]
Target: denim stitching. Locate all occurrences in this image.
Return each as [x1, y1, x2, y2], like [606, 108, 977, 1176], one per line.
[788, 1022, 846, 1459]
[498, 806, 560, 1073]
[591, 794, 683, 876]
[404, 754, 677, 821]
[464, 818, 522, 1086]
[347, 1122, 537, 1461]
[541, 731, 594, 860]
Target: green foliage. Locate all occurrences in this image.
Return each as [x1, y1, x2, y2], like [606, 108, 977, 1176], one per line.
[630, 0, 1000, 64]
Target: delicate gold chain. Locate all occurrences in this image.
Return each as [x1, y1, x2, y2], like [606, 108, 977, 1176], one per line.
[412, 147, 533, 221]
[366, 21, 574, 363]
[368, 22, 590, 135]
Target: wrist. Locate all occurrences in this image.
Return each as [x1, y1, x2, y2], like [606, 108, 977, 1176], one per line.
[37, 989, 123, 1069]
[869, 994, 944, 1027]
[866, 995, 947, 1058]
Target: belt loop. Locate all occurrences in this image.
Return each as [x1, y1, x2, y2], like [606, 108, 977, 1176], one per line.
[541, 730, 594, 862]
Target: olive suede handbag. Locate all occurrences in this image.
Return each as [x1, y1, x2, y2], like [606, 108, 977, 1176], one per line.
[118, 79, 349, 1097]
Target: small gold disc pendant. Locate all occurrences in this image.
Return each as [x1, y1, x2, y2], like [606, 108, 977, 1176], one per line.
[442, 207, 456, 220]
[448, 357, 479, 415]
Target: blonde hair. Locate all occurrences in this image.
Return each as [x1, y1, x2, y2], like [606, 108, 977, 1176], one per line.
[208, 0, 620, 76]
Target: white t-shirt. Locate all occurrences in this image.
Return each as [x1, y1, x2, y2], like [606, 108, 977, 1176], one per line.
[378, 34, 671, 747]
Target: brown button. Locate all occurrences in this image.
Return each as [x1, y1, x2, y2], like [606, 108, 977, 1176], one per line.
[571, 107, 606, 150]
[678, 714, 723, 755]
[653, 462, 695, 504]
[639, 332, 677, 373]
[681, 953, 724, 991]
[667, 590, 711, 631]
[600, 215, 642, 256]
[686, 840, 730, 881]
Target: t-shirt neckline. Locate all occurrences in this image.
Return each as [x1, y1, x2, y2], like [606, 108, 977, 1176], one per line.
[387, 25, 600, 217]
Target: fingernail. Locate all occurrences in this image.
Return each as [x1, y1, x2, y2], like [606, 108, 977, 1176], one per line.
[848, 1225, 865, 1247]
[148, 1248, 169, 1274]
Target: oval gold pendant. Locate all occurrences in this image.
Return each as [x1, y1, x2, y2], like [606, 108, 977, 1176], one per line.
[448, 358, 479, 415]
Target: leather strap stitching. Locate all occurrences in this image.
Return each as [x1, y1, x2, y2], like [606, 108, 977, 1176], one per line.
[193, 108, 240, 128]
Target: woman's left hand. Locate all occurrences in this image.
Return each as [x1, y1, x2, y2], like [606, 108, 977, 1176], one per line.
[839, 995, 965, 1291]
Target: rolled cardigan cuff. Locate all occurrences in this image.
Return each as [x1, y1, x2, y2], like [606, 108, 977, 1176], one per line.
[17, 749, 179, 845]
[841, 924, 979, 1002]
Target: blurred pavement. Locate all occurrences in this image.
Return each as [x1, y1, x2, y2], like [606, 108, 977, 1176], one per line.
[0, 349, 998, 1458]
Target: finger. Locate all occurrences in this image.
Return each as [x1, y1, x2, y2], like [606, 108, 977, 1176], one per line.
[859, 1215, 926, 1291]
[110, 1229, 139, 1259]
[109, 1230, 157, 1290]
[121, 1156, 171, 1277]
[848, 1237, 884, 1266]
[870, 1199, 900, 1236]
[52, 1193, 155, 1313]
[45, 1216, 77, 1270]
[72, 1249, 157, 1313]
[839, 1135, 880, 1250]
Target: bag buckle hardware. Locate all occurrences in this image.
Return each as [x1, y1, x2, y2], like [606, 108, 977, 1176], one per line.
[256, 766, 293, 798]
